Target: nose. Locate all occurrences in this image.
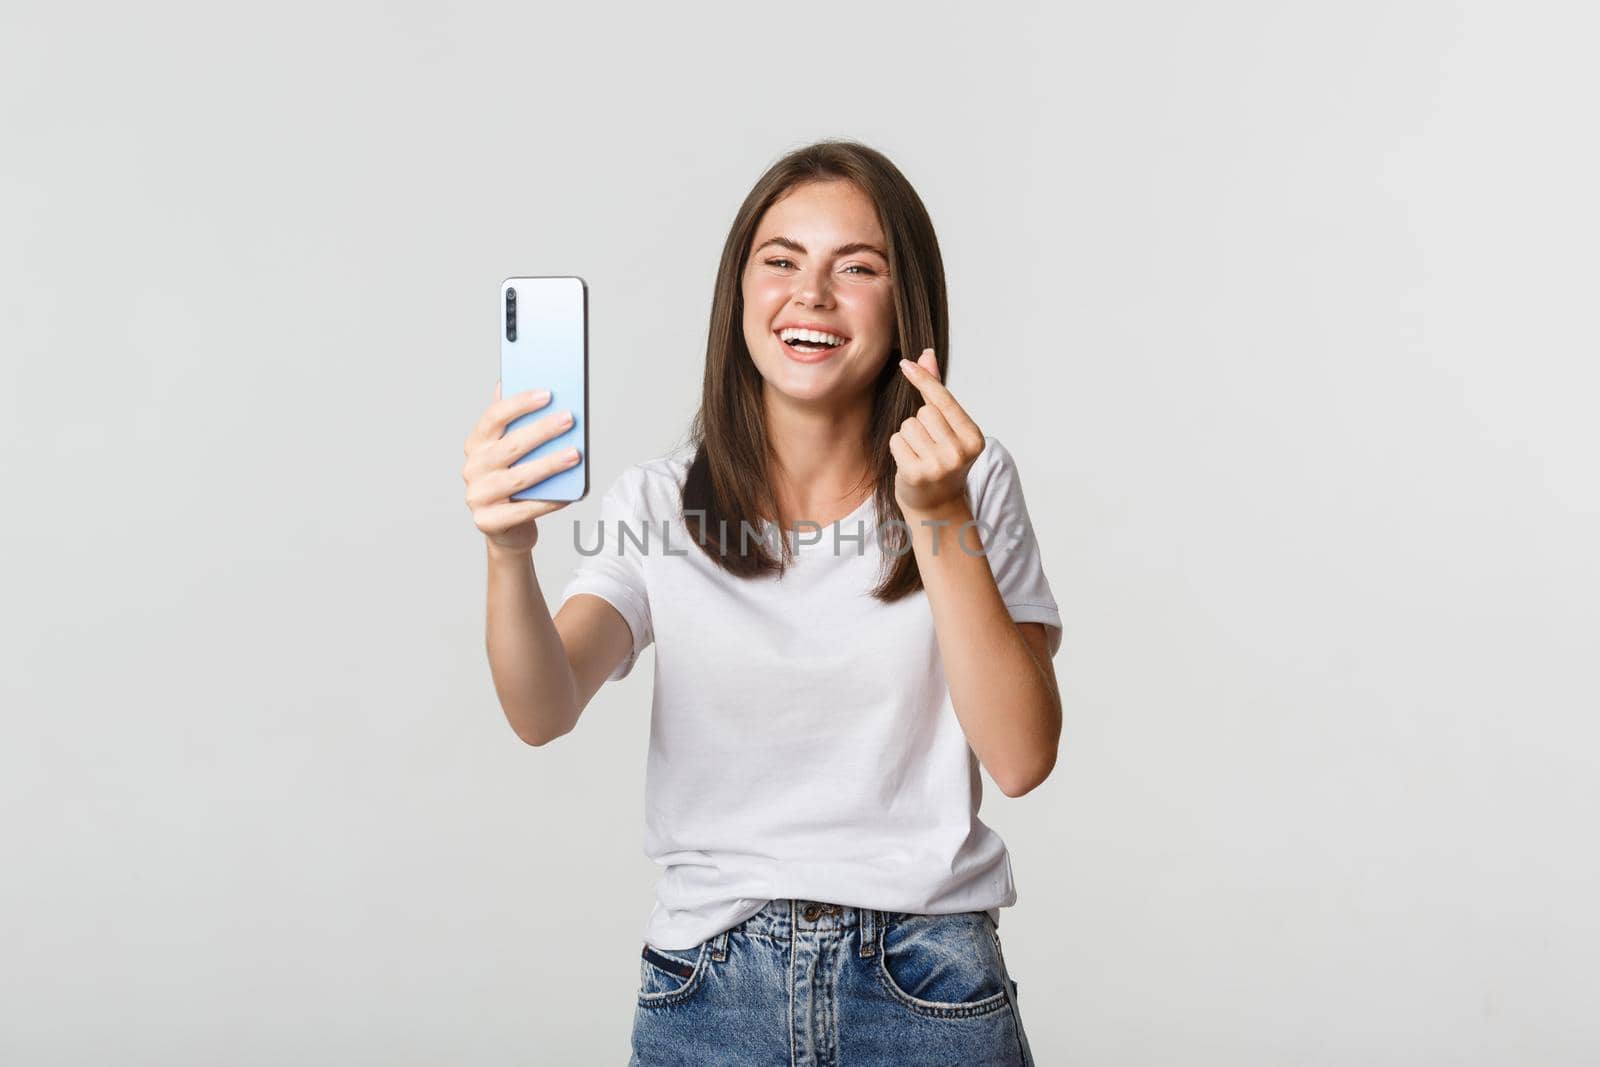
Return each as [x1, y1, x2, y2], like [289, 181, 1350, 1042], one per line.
[790, 270, 834, 309]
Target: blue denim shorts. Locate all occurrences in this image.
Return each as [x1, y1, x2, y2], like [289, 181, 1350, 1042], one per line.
[629, 898, 1035, 1066]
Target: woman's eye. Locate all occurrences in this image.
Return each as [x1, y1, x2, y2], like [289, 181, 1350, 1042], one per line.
[761, 258, 875, 275]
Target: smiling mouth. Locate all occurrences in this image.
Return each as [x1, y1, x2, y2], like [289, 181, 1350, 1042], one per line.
[775, 331, 849, 356]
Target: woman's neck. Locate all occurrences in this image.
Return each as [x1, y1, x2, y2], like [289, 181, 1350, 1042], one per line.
[763, 390, 875, 529]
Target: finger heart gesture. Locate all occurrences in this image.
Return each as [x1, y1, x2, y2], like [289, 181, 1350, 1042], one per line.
[890, 348, 986, 516]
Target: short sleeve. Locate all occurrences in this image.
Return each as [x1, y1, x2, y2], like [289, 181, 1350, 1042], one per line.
[967, 436, 1063, 658]
[557, 466, 654, 681]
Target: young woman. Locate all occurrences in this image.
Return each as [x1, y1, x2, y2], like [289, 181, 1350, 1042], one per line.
[463, 140, 1061, 1066]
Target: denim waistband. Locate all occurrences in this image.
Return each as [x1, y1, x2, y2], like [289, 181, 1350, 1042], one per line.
[732, 898, 900, 959]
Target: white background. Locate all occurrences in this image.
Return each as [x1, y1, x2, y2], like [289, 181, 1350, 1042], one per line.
[4, 1, 1596, 1063]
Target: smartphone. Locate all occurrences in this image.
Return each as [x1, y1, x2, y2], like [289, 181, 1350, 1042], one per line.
[500, 276, 588, 502]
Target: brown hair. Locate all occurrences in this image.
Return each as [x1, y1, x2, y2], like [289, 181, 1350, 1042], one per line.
[677, 139, 949, 601]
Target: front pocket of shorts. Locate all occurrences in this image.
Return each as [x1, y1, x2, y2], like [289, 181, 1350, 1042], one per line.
[876, 912, 1011, 1019]
[637, 941, 709, 1007]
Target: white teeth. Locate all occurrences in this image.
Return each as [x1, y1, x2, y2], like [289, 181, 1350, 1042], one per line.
[779, 327, 847, 346]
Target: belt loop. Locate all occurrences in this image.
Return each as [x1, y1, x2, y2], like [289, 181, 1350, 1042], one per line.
[711, 927, 729, 962]
[859, 908, 879, 958]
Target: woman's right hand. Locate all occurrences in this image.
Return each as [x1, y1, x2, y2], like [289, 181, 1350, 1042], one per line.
[462, 381, 582, 553]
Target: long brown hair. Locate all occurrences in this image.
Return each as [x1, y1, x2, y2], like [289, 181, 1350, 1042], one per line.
[677, 139, 949, 601]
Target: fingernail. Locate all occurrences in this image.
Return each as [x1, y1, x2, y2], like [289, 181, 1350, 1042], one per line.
[563, 447, 580, 461]
[531, 389, 550, 403]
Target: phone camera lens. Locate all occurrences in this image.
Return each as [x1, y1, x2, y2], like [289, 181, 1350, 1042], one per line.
[507, 288, 517, 300]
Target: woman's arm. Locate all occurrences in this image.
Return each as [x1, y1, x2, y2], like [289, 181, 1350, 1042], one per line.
[890, 350, 1062, 797]
[466, 384, 635, 746]
[484, 543, 633, 746]
[902, 502, 1062, 797]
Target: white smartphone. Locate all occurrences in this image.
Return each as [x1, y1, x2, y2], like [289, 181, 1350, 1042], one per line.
[500, 276, 588, 502]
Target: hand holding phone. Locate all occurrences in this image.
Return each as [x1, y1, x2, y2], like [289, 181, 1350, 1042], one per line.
[462, 381, 581, 553]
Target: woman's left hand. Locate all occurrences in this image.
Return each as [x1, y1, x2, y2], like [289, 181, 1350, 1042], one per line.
[890, 348, 986, 516]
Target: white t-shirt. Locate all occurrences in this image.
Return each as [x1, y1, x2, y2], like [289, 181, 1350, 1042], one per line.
[558, 435, 1063, 951]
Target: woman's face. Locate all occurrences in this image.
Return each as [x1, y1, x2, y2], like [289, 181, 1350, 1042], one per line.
[741, 179, 895, 407]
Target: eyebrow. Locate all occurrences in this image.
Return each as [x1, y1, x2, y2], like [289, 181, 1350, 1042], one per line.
[753, 235, 889, 261]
